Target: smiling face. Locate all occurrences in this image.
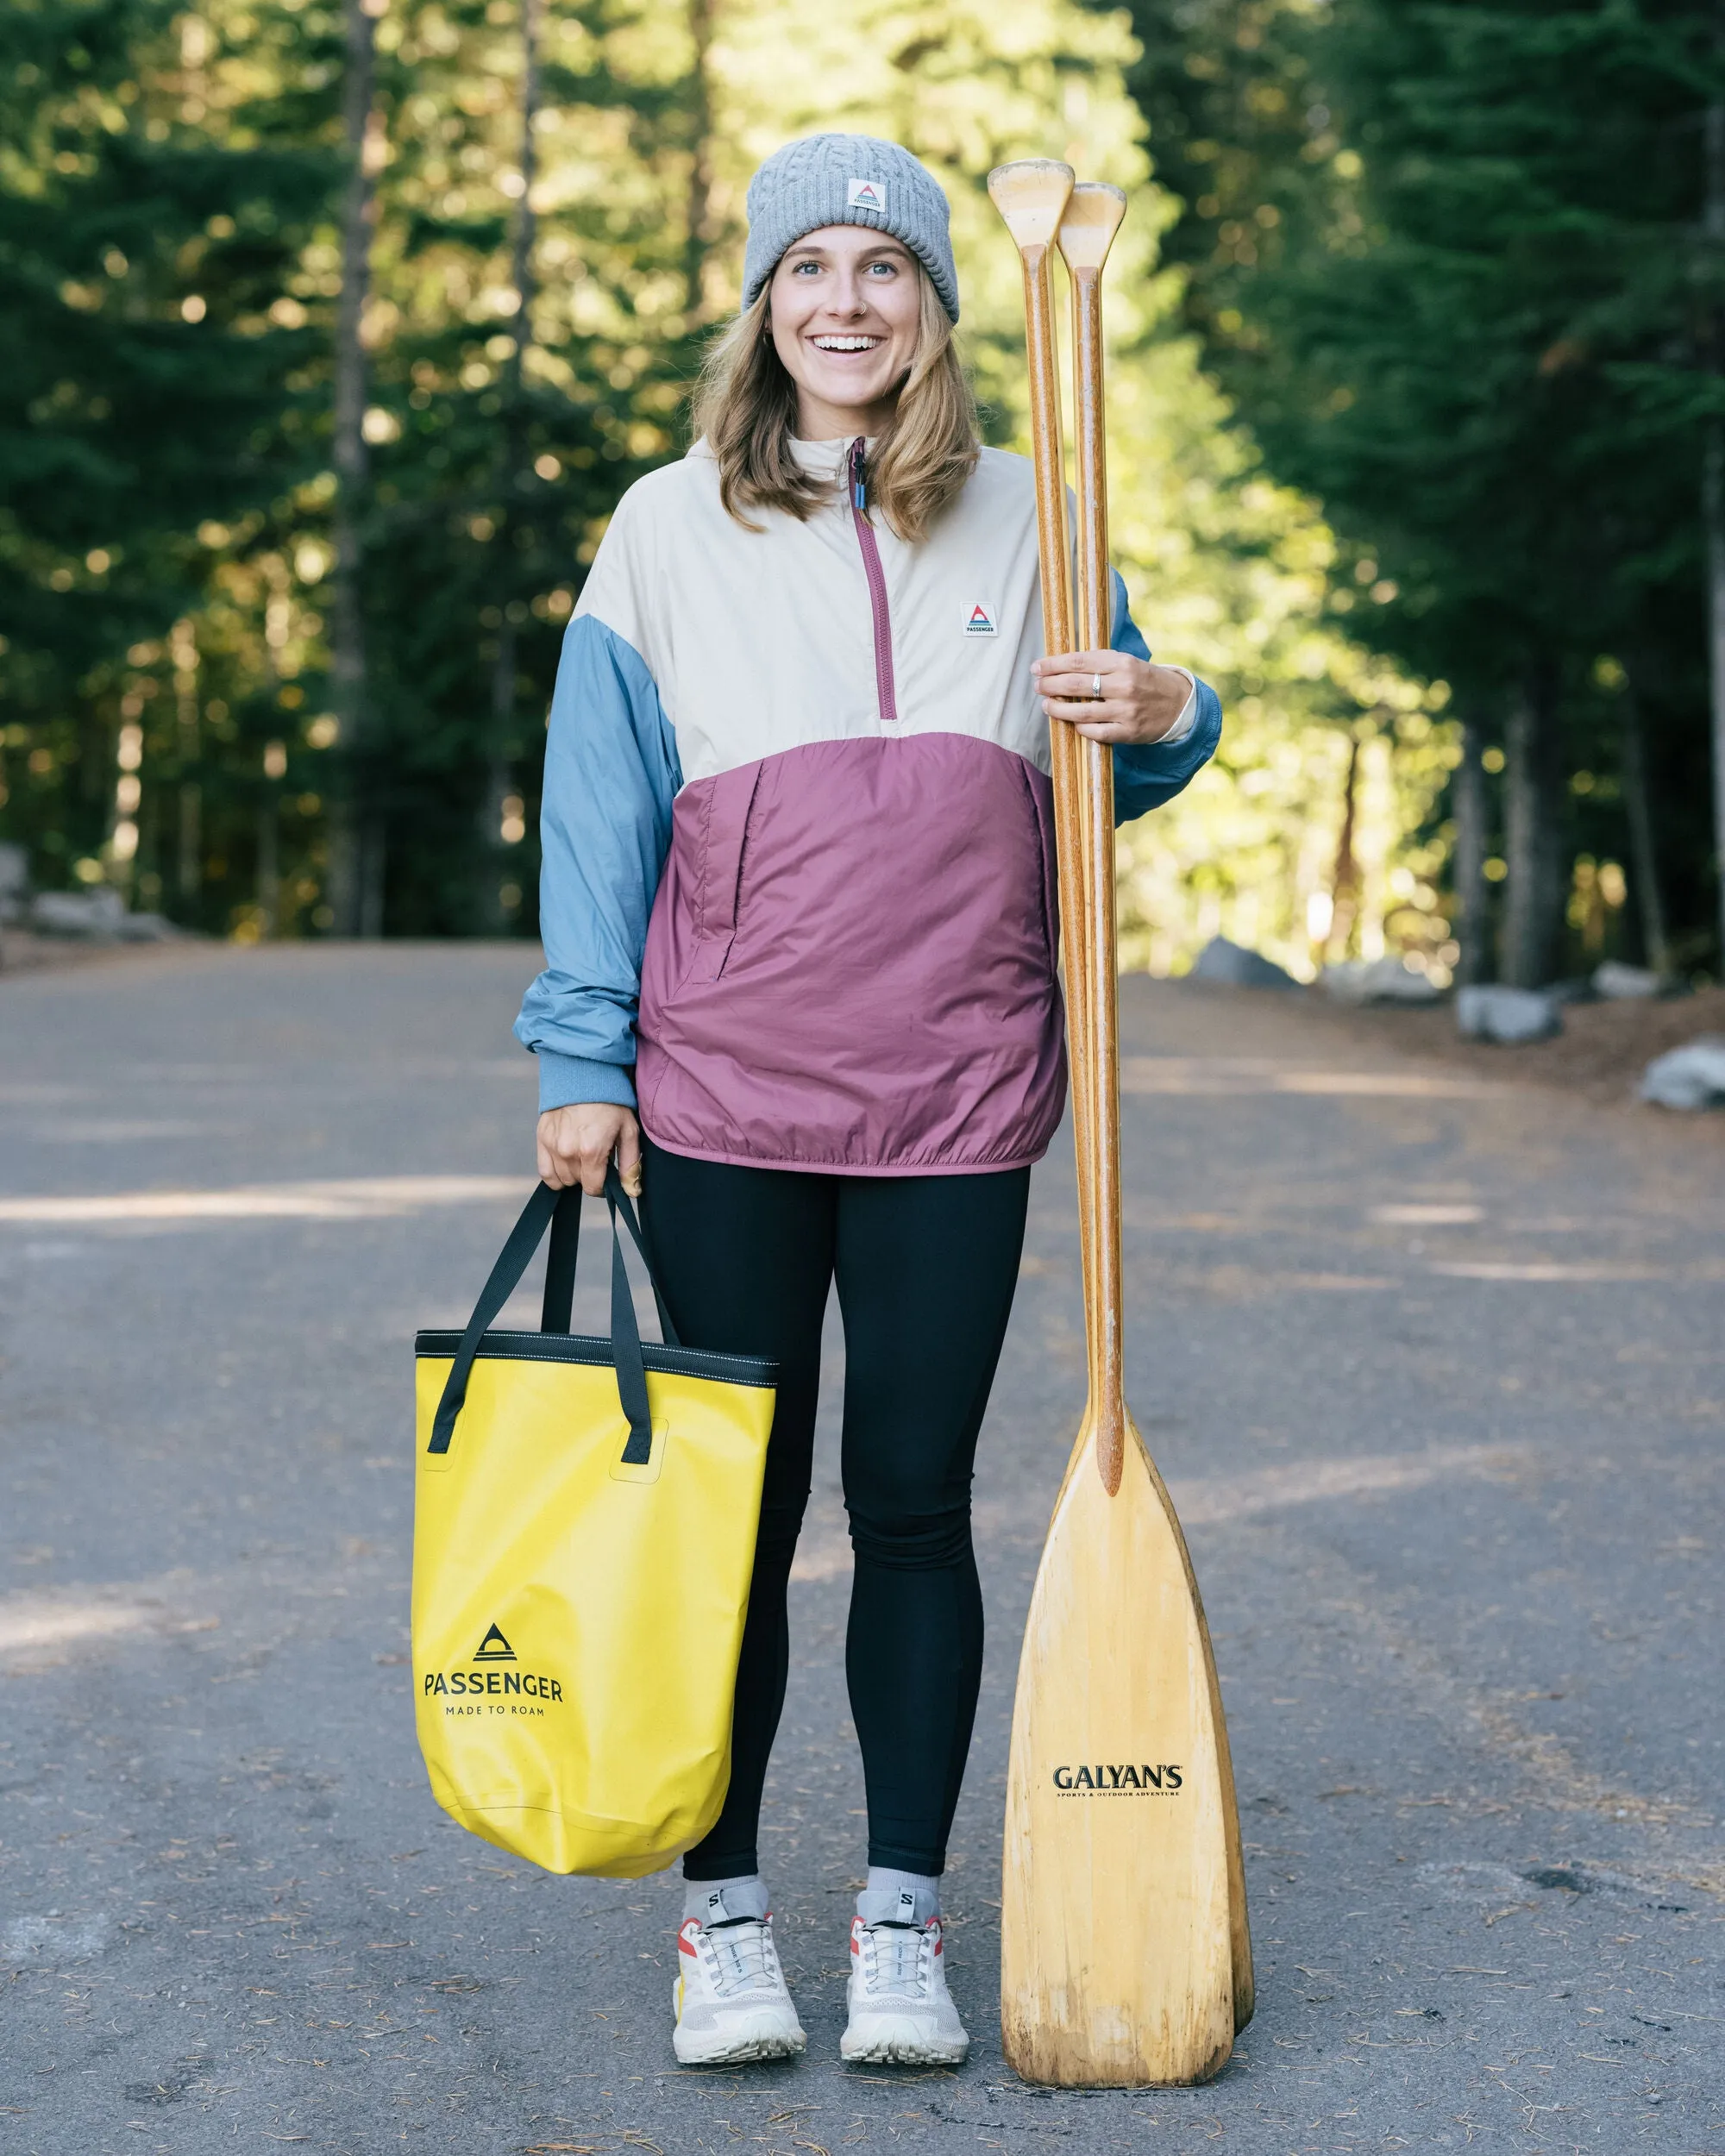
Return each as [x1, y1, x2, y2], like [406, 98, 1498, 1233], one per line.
[768, 226, 926, 440]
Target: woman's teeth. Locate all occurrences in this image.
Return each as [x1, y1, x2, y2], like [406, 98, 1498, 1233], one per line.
[812, 336, 880, 352]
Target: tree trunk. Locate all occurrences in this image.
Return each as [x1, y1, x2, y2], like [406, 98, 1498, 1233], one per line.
[1325, 730, 1361, 965]
[1502, 666, 1565, 987]
[1452, 712, 1490, 986]
[257, 792, 279, 937]
[484, 611, 518, 930]
[503, 0, 540, 394]
[482, 0, 541, 931]
[172, 618, 201, 911]
[1707, 420, 1725, 969]
[1619, 670, 1671, 977]
[1706, 97, 1725, 970]
[178, 785, 201, 911]
[684, 0, 715, 323]
[327, 0, 381, 937]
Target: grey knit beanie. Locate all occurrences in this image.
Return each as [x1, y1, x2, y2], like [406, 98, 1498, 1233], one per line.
[743, 133, 959, 323]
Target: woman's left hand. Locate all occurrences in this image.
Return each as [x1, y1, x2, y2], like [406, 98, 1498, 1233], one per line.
[1032, 650, 1191, 744]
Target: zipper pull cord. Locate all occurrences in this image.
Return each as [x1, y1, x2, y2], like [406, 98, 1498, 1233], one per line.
[847, 433, 898, 729]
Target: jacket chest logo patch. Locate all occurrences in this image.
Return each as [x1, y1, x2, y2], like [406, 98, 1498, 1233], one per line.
[847, 178, 888, 213]
[963, 600, 1000, 637]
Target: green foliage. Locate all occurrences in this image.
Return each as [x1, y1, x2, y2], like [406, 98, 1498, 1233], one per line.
[0, 0, 1463, 975]
[1120, 0, 1723, 971]
[0, 0, 330, 899]
[0, 0, 690, 935]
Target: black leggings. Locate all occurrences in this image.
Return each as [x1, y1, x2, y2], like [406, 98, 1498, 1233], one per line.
[639, 1137, 1030, 1878]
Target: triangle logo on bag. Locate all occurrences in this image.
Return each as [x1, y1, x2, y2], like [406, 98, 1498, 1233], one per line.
[473, 1623, 517, 1663]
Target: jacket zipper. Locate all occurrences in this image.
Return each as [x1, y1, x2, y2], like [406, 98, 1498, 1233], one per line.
[849, 437, 899, 728]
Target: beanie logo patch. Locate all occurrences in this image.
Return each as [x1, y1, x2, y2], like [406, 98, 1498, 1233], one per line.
[846, 177, 888, 214]
[962, 600, 1000, 637]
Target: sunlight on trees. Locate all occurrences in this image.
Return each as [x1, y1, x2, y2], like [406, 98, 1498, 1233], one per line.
[0, 0, 1541, 975]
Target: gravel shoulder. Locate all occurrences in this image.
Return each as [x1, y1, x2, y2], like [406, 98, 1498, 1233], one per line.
[1286, 980, 1725, 1112]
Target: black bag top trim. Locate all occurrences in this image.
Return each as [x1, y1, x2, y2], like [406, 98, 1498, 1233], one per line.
[415, 1328, 777, 1390]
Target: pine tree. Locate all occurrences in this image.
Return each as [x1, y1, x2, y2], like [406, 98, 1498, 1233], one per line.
[0, 0, 329, 908]
[1124, 0, 1725, 979]
[2, 0, 1453, 968]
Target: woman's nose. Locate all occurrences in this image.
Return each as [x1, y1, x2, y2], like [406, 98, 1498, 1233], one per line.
[825, 273, 868, 317]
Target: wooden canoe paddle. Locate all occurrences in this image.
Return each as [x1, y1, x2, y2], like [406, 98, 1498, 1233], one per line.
[1061, 177, 1254, 2048]
[988, 160, 1253, 2088]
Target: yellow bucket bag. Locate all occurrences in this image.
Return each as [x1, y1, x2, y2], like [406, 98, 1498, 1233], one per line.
[412, 1169, 777, 1877]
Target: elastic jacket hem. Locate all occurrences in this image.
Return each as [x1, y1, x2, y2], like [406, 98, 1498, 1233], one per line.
[638, 1130, 1052, 1179]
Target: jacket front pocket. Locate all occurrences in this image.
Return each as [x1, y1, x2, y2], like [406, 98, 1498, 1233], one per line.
[684, 761, 764, 985]
[1015, 757, 1060, 971]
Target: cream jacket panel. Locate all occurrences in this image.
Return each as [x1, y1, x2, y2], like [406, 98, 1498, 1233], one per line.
[574, 438, 1051, 786]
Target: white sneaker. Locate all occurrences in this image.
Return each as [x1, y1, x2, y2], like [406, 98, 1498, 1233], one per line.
[840, 1889, 969, 2065]
[672, 1894, 806, 2065]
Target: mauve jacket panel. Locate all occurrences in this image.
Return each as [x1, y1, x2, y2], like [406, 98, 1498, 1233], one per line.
[636, 732, 1065, 1174]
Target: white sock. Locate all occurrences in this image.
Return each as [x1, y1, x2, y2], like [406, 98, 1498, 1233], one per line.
[683, 1873, 768, 1924]
[859, 1866, 941, 1926]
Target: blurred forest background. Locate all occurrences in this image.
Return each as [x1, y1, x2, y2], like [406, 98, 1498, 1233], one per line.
[2, 0, 1722, 984]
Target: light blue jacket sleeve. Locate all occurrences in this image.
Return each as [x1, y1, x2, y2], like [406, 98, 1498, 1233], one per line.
[514, 616, 682, 1112]
[1109, 570, 1223, 825]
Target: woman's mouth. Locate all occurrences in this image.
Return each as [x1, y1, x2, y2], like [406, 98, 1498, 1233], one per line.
[810, 335, 882, 353]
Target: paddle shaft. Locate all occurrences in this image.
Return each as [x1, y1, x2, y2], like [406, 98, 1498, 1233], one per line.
[1011, 232, 1103, 1369]
[1067, 256, 1128, 1496]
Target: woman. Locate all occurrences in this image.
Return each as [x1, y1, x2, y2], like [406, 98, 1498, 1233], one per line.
[516, 133, 1220, 2069]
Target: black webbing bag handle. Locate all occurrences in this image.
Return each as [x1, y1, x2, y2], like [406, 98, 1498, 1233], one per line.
[539, 1182, 582, 1334]
[599, 1169, 681, 1464]
[428, 1168, 679, 1463]
[538, 1172, 678, 1347]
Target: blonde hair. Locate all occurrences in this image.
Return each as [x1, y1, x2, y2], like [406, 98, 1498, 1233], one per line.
[691, 271, 979, 544]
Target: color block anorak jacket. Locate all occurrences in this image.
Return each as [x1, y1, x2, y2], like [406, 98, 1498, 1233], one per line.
[516, 435, 1221, 1175]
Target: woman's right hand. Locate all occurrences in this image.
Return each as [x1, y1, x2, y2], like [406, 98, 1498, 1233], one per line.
[536, 1104, 642, 1197]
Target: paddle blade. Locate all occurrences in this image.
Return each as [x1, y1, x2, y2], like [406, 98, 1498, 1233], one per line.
[1057, 181, 1127, 273]
[988, 159, 1075, 251]
[1001, 1406, 1239, 2085]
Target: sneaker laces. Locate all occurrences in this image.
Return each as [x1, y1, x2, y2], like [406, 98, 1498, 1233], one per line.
[860, 1920, 931, 1999]
[701, 1916, 778, 1999]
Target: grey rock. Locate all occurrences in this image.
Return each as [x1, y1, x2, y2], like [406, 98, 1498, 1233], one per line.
[1639, 1037, 1725, 1112]
[1191, 935, 1299, 990]
[1593, 961, 1661, 1000]
[1321, 956, 1443, 1006]
[0, 841, 28, 923]
[1456, 983, 1563, 1044]
[30, 888, 127, 937]
[28, 889, 185, 941]
[111, 910, 184, 943]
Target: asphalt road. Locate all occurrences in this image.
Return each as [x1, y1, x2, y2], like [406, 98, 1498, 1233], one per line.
[1, 943, 1722, 2155]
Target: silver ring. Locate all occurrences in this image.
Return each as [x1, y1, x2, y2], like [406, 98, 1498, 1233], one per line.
[1091, 671, 1104, 700]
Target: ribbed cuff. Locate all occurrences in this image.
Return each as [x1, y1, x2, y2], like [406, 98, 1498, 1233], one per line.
[536, 1048, 637, 1114]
